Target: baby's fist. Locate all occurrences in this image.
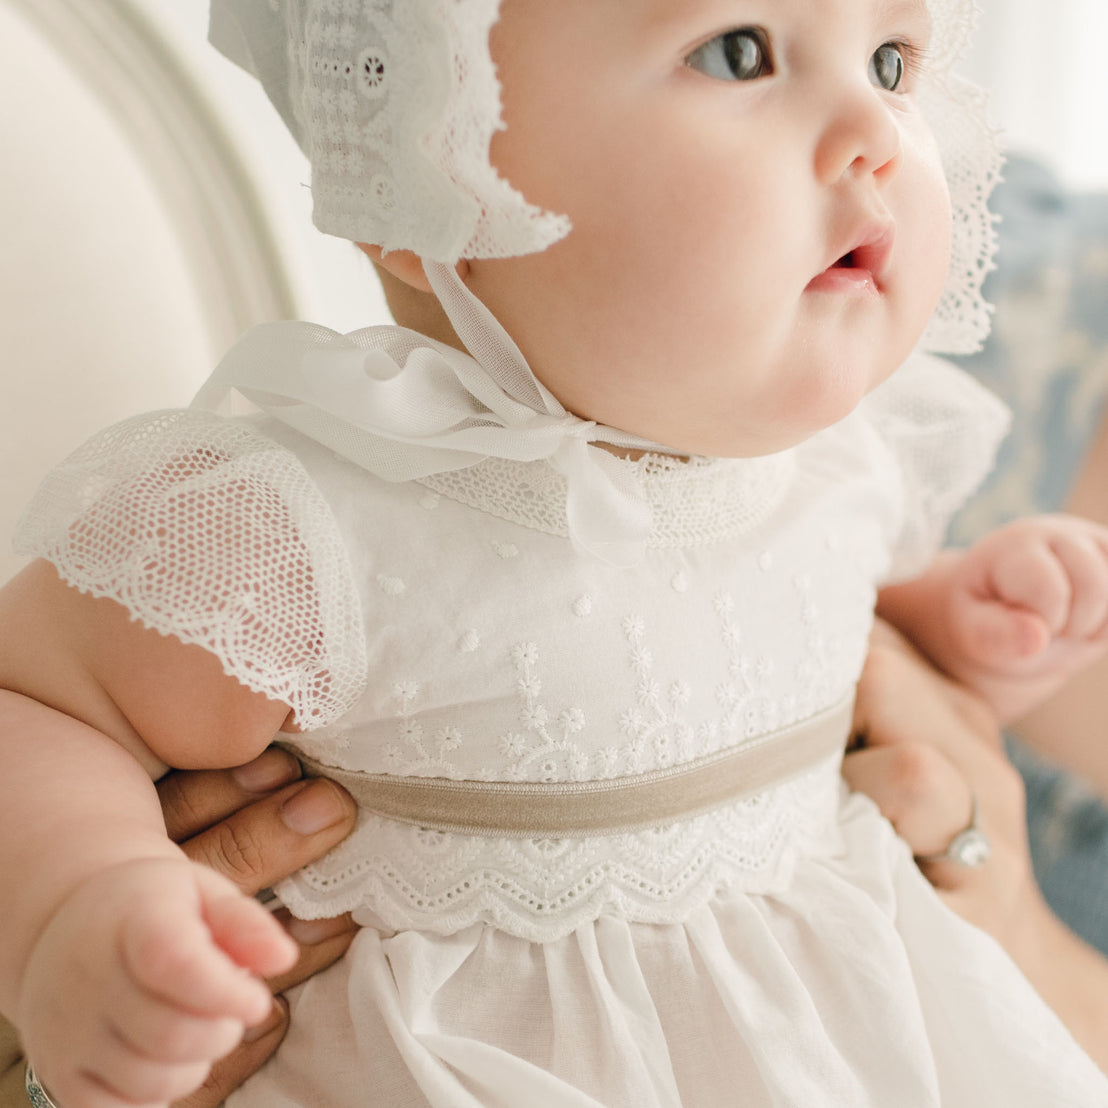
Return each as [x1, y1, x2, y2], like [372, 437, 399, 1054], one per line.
[950, 515, 1108, 670]
[18, 857, 297, 1107]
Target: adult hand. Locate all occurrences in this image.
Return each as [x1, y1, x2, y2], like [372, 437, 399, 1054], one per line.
[843, 620, 1034, 943]
[844, 621, 1108, 1070]
[0, 748, 358, 1108]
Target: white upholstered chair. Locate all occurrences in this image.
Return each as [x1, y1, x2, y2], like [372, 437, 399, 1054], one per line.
[0, 0, 386, 583]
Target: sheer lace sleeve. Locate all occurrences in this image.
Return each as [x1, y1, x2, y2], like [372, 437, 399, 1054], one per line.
[14, 409, 367, 728]
[864, 352, 1011, 582]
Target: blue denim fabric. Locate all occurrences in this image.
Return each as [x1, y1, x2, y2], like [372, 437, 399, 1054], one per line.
[953, 155, 1108, 954]
[1008, 738, 1108, 953]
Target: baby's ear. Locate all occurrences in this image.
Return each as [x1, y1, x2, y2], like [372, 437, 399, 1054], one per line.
[356, 244, 469, 292]
[358, 244, 465, 346]
[356, 244, 429, 291]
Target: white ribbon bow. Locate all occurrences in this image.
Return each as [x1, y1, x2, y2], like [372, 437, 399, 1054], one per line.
[192, 263, 659, 566]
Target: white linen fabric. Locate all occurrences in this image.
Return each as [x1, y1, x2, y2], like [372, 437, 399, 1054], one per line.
[242, 800, 1104, 1107]
[17, 339, 1108, 1103]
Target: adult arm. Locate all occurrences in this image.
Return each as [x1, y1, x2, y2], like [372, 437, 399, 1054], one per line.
[844, 622, 1108, 1071]
[1017, 404, 1108, 801]
[0, 749, 359, 1108]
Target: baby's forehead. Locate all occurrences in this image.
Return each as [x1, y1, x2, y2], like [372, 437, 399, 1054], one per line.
[546, 0, 934, 34]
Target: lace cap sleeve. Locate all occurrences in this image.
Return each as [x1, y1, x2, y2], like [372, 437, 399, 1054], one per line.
[863, 352, 1011, 582]
[13, 409, 367, 729]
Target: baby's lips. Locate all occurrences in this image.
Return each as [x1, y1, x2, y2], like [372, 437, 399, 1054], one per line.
[848, 225, 895, 282]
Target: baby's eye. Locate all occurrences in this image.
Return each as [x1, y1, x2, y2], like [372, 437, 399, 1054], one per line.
[686, 28, 773, 82]
[869, 42, 907, 91]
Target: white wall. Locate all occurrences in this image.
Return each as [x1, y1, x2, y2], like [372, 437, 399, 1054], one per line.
[962, 0, 1108, 189]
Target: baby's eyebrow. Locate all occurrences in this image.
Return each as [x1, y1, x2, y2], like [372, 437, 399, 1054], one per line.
[879, 0, 932, 39]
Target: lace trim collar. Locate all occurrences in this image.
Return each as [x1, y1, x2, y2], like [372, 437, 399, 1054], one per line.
[418, 448, 796, 549]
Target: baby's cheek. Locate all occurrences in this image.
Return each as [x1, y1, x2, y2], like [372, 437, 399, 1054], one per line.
[903, 143, 953, 302]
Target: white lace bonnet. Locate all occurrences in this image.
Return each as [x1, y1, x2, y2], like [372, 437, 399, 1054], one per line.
[209, 0, 1000, 355]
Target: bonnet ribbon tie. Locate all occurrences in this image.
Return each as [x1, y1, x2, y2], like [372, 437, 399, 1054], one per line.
[192, 269, 658, 566]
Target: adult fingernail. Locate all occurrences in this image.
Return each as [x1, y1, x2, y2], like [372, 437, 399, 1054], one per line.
[232, 748, 301, 792]
[286, 915, 353, 945]
[243, 998, 288, 1042]
[281, 780, 348, 835]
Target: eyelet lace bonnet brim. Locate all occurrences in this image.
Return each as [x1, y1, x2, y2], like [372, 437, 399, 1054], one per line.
[208, 0, 571, 264]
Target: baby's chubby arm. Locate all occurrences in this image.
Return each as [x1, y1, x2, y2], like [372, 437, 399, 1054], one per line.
[877, 515, 1108, 724]
[0, 561, 298, 1108]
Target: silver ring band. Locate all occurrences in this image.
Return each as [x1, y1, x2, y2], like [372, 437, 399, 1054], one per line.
[25, 1063, 62, 1108]
[916, 793, 992, 867]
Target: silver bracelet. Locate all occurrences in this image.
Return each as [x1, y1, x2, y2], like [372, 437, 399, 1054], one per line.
[24, 1063, 62, 1108]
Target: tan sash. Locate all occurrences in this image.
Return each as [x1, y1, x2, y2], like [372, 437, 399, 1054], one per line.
[291, 695, 853, 839]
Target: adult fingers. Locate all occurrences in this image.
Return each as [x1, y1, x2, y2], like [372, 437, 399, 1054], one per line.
[172, 999, 289, 1108]
[848, 622, 1035, 932]
[841, 742, 974, 864]
[852, 623, 1004, 766]
[0, 1062, 24, 1108]
[853, 628, 1025, 830]
[158, 749, 304, 842]
[178, 778, 357, 897]
[267, 912, 358, 995]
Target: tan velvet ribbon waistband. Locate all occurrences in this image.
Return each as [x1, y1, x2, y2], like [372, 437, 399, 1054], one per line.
[289, 696, 853, 839]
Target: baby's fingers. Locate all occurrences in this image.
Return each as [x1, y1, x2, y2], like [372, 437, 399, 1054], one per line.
[121, 902, 273, 1025]
[988, 540, 1072, 637]
[1046, 531, 1108, 639]
[67, 1053, 212, 1108]
[201, 876, 299, 978]
[106, 983, 246, 1065]
[956, 598, 1051, 664]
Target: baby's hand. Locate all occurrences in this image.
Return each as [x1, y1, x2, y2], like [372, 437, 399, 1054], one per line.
[946, 515, 1108, 715]
[16, 856, 298, 1108]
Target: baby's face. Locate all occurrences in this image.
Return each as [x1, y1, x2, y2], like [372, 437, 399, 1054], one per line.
[464, 0, 952, 458]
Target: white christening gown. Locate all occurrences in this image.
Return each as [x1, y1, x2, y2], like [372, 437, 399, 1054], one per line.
[16, 341, 1108, 1106]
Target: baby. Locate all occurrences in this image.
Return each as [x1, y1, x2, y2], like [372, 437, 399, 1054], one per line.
[3, 0, 1108, 1105]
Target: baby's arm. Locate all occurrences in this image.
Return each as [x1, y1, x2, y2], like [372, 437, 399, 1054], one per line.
[0, 562, 298, 1108]
[877, 515, 1108, 724]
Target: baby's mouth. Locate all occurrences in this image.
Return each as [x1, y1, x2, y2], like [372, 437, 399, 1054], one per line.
[808, 226, 895, 293]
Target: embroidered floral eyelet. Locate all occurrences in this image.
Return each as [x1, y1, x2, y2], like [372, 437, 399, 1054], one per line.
[370, 174, 396, 218]
[357, 47, 388, 99]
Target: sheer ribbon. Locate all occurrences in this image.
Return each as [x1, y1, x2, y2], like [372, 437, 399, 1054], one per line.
[192, 262, 660, 566]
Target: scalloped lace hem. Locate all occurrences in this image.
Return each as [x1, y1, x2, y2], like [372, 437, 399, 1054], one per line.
[275, 765, 842, 942]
